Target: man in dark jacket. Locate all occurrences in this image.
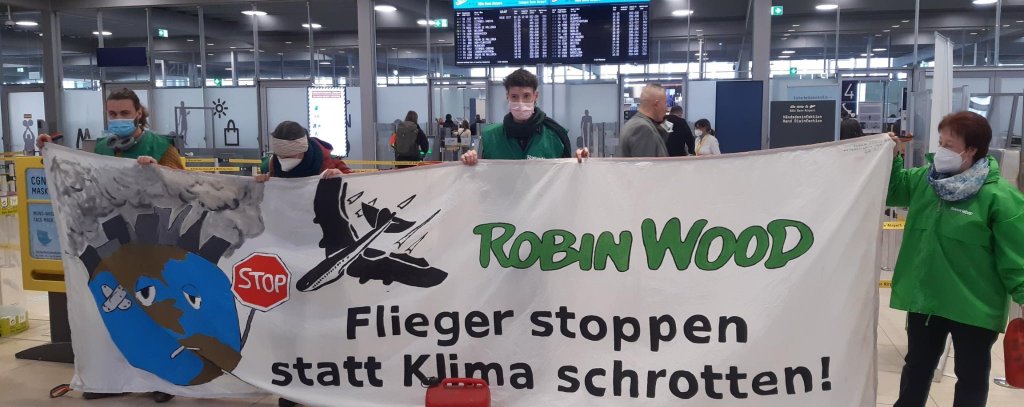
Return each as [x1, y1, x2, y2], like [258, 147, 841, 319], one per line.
[664, 105, 695, 157]
[258, 121, 351, 179]
[840, 109, 865, 140]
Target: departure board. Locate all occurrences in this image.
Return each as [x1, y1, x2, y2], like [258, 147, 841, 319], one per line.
[454, 0, 650, 66]
[456, 7, 550, 65]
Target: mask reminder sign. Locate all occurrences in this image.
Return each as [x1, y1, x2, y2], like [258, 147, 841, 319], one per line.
[26, 168, 49, 200]
[28, 203, 61, 260]
[308, 87, 348, 157]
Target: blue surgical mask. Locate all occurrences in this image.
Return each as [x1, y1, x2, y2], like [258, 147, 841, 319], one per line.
[107, 119, 137, 138]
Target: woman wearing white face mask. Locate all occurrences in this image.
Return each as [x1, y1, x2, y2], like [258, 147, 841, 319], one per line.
[256, 121, 351, 181]
[887, 111, 1024, 407]
[693, 119, 720, 156]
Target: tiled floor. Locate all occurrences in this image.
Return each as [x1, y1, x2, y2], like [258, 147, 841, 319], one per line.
[1, 291, 1023, 406]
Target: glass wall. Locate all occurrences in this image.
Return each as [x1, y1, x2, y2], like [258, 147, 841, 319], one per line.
[2, 9, 44, 85]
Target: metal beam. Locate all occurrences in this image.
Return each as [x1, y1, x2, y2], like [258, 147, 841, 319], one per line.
[357, 0, 377, 161]
[41, 9, 64, 141]
[751, 0, 769, 149]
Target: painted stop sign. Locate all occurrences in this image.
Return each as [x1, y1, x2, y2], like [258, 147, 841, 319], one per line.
[232, 253, 290, 311]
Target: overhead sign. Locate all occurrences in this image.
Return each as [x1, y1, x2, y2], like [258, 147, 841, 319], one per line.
[45, 136, 891, 406]
[432, 19, 449, 28]
[789, 67, 798, 76]
[156, 28, 169, 38]
[771, 6, 784, 16]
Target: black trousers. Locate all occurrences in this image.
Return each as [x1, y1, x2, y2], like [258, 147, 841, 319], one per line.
[894, 313, 999, 407]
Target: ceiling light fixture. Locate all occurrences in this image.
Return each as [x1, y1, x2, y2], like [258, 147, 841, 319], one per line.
[816, 4, 839, 11]
[285, 41, 293, 44]
[883, 29, 891, 32]
[374, 5, 397, 12]
[782, 50, 795, 54]
[792, 24, 800, 27]
[186, 39, 194, 42]
[973, 0, 997, 4]
[92, 31, 113, 36]
[15, 21, 38, 27]
[438, 39, 445, 42]
[695, 29, 703, 32]
[873, 48, 887, 51]
[230, 46, 237, 49]
[241, 10, 267, 16]
[788, 29, 795, 32]
[892, 25, 900, 28]
[302, 23, 322, 29]
[970, 32, 979, 35]
[417, 19, 428, 25]
[779, 55, 791, 58]
[671, 10, 694, 17]
[208, 43, 215, 46]
[320, 61, 331, 65]
[901, 20, 910, 23]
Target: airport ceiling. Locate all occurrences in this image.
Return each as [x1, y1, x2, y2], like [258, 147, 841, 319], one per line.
[5, 0, 1024, 66]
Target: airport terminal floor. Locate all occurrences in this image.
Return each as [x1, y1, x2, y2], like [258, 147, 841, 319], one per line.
[0, 290, 1018, 407]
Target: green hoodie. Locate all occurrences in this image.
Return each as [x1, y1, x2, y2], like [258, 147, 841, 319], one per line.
[888, 154, 1024, 332]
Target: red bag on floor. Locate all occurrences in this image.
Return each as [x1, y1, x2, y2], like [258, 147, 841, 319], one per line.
[1007, 308, 1024, 388]
[425, 378, 490, 407]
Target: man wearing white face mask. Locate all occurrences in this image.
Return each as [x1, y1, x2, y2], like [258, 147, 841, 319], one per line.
[258, 121, 350, 180]
[887, 111, 1024, 407]
[461, 69, 588, 164]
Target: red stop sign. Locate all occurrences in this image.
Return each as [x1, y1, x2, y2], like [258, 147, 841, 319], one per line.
[232, 253, 290, 311]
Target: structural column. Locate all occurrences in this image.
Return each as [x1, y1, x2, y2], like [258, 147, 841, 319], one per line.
[357, 0, 378, 160]
[751, 0, 771, 149]
[41, 9, 64, 143]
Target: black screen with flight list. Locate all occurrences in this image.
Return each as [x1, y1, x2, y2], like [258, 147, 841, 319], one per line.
[454, 0, 649, 66]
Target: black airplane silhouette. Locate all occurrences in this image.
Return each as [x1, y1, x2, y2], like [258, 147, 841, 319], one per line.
[296, 178, 448, 292]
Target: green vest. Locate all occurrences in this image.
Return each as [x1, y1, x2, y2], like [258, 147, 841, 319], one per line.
[94, 130, 172, 161]
[480, 123, 567, 160]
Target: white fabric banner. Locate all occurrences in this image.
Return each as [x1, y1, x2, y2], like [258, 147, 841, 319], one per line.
[45, 135, 892, 406]
[929, 32, 954, 154]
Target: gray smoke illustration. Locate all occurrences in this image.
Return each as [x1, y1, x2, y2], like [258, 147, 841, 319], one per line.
[47, 154, 264, 258]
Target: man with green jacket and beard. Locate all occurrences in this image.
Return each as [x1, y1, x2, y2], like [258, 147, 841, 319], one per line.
[461, 69, 587, 164]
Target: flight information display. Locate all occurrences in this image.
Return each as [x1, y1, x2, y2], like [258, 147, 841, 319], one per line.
[454, 0, 649, 66]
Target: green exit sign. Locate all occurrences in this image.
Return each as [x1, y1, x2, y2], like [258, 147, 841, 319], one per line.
[789, 67, 798, 76]
[432, 19, 448, 28]
[156, 28, 169, 38]
[213, 78, 223, 87]
[771, 6, 784, 16]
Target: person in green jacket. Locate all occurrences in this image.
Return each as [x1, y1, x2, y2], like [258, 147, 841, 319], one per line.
[38, 88, 184, 171]
[461, 69, 587, 164]
[887, 111, 1024, 407]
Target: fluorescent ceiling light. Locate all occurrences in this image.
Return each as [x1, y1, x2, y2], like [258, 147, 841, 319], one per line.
[374, 5, 397, 12]
[781, 50, 795, 54]
[208, 43, 215, 46]
[186, 38, 194, 42]
[226, 67, 233, 71]
[196, 64, 202, 67]
[973, 0, 997, 4]
[816, 4, 839, 11]
[695, 29, 703, 32]
[792, 24, 800, 27]
[229, 46, 237, 49]
[15, 21, 38, 27]
[892, 25, 900, 28]
[672, 10, 693, 17]
[787, 29, 796, 32]
[438, 39, 445, 42]
[970, 32, 979, 35]
[285, 41, 293, 44]
[779, 55, 790, 58]
[319, 61, 331, 65]
[861, 53, 875, 57]
[241, 10, 267, 16]
[873, 48, 887, 51]
[92, 31, 112, 36]
[901, 20, 910, 23]
[417, 19, 428, 25]
[883, 29, 891, 32]
[302, 23, 322, 29]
